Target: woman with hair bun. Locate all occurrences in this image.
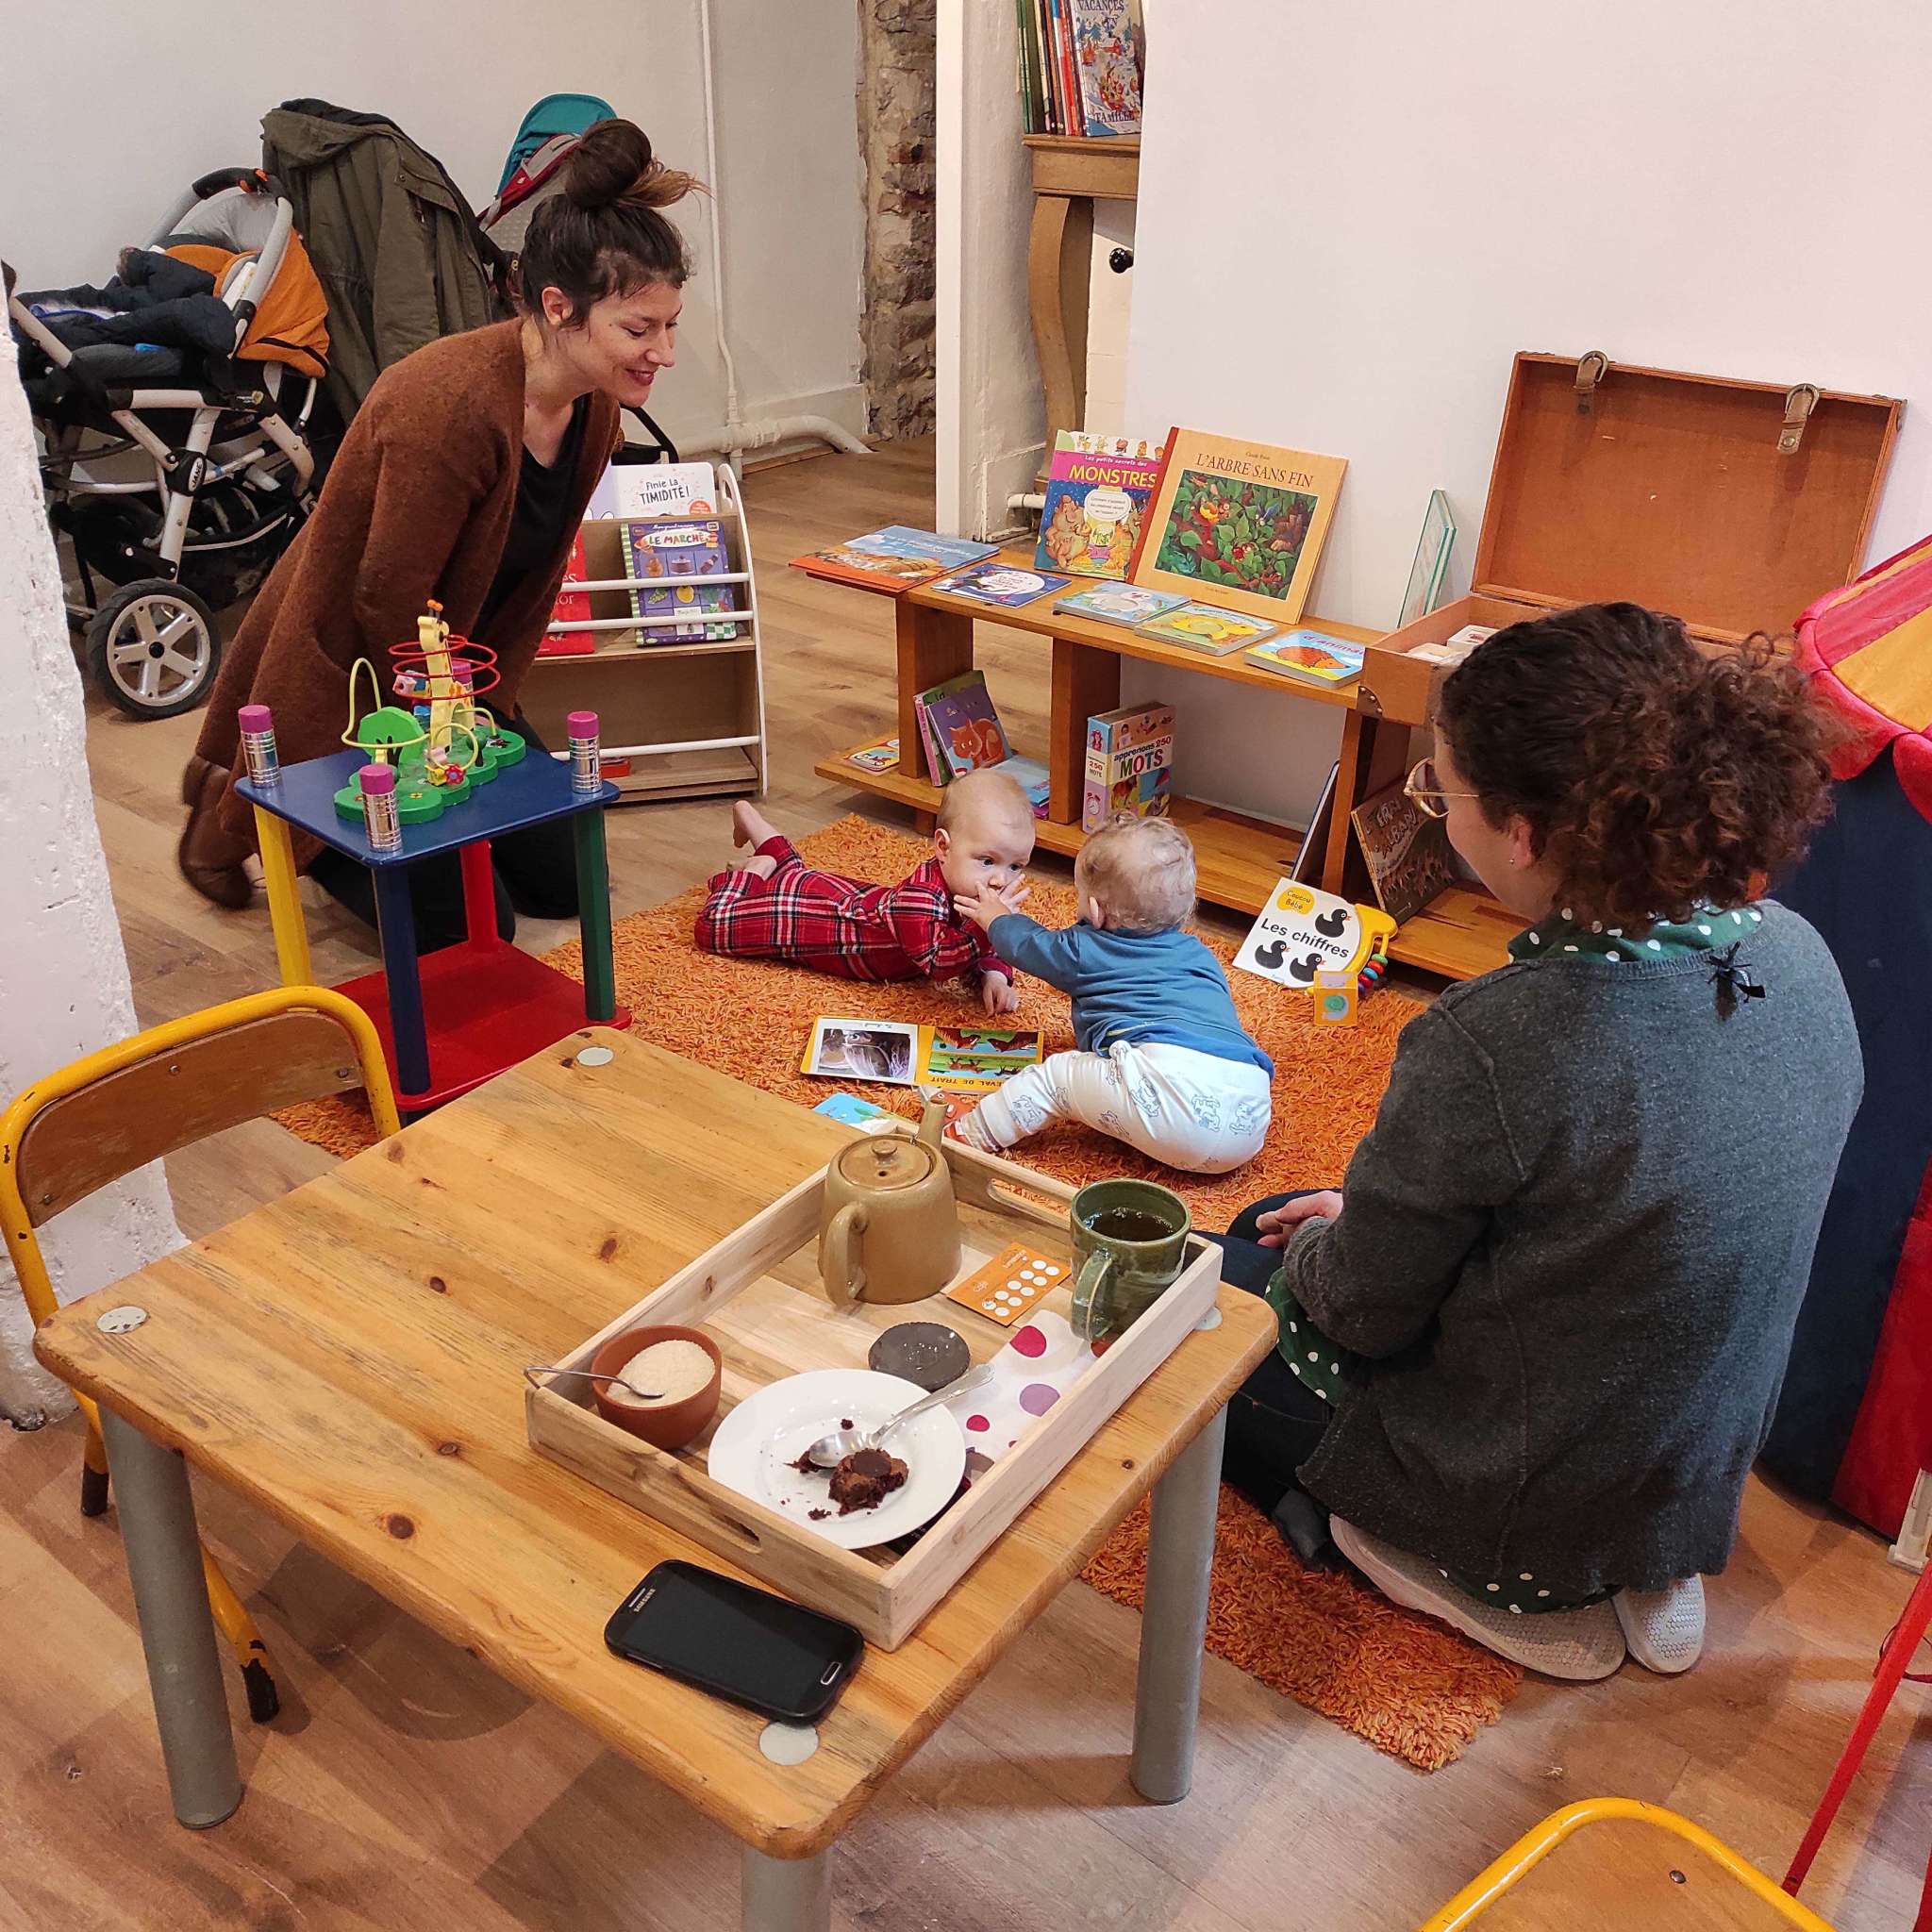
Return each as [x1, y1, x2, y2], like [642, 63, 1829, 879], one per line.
[177, 119, 698, 949]
[1210, 604, 1862, 1682]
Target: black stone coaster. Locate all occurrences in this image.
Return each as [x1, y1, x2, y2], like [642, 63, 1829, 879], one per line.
[868, 1322, 971, 1391]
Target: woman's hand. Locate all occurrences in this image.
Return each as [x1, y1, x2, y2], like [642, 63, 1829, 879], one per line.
[981, 971, 1020, 1016]
[1256, 1191, 1344, 1248]
[954, 875, 1030, 932]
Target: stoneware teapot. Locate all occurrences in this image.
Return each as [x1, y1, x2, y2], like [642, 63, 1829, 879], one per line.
[818, 1096, 960, 1306]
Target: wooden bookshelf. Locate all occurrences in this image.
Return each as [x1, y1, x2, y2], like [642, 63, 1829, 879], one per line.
[522, 467, 767, 805]
[807, 547, 1522, 981]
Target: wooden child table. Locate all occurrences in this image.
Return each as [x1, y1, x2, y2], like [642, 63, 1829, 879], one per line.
[238, 748, 627, 1110]
[34, 1035, 1273, 1932]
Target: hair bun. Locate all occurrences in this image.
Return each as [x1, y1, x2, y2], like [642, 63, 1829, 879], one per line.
[562, 118, 697, 213]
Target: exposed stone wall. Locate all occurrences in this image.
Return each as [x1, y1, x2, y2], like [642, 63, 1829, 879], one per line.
[858, 0, 937, 440]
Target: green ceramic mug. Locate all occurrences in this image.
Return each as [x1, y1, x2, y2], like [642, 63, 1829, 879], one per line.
[1070, 1178, 1192, 1349]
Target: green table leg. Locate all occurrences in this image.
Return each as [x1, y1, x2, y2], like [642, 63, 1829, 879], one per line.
[573, 808, 617, 1023]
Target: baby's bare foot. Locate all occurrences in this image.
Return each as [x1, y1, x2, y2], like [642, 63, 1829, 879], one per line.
[741, 853, 777, 881]
[732, 799, 780, 850]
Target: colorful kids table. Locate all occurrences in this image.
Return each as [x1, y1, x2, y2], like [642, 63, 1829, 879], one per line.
[237, 748, 627, 1111]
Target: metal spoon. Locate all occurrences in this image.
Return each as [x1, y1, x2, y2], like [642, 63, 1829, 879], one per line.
[523, 1365, 664, 1403]
[803, 1364, 994, 1470]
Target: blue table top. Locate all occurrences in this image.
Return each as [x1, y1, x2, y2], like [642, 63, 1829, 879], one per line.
[238, 749, 619, 867]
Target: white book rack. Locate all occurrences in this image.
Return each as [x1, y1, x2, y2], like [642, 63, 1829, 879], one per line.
[520, 462, 768, 804]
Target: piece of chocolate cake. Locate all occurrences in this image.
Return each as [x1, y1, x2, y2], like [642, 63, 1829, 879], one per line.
[828, 1446, 908, 1515]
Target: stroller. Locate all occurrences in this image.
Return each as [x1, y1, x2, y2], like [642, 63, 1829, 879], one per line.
[9, 169, 330, 719]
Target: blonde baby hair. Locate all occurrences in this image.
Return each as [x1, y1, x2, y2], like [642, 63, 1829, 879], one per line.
[936, 765, 1034, 837]
[1075, 813, 1197, 934]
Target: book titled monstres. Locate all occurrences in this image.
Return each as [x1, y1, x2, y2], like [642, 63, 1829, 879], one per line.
[1035, 431, 1165, 580]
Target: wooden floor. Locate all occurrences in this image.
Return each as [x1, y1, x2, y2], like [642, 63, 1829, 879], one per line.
[5, 438, 1924, 1929]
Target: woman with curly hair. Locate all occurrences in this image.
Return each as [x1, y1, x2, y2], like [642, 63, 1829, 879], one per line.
[1211, 603, 1861, 1681]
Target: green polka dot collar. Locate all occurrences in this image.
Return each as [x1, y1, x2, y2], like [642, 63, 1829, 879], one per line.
[1508, 903, 1765, 964]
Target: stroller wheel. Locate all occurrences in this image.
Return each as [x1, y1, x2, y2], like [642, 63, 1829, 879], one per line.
[85, 580, 223, 721]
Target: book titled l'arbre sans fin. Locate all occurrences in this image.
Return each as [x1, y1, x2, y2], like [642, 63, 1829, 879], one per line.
[1034, 430, 1166, 580]
[1244, 629, 1366, 686]
[791, 526, 998, 593]
[1129, 429, 1348, 629]
[915, 670, 1010, 782]
[623, 517, 736, 641]
[1083, 700, 1174, 833]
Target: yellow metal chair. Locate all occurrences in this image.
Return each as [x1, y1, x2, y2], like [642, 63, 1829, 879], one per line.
[1, 986, 402, 1723]
[1420, 1798, 1838, 1931]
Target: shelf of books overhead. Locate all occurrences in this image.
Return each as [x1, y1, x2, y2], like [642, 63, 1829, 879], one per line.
[525, 460, 766, 803]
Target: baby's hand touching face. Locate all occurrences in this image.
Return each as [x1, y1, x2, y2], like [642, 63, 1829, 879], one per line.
[937, 811, 1037, 906]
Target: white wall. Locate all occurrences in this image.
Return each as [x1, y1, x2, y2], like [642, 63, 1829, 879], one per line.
[1125, 0, 1932, 827]
[935, 0, 1042, 537]
[0, 0, 865, 454]
[0, 360, 184, 1424]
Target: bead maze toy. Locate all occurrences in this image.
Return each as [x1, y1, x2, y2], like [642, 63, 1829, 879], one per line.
[330, 603, 529, 824]
[235, 605, 629, 1114]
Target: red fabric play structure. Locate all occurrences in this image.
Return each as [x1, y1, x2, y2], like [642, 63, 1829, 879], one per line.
[1765, 535, 1932, 1538]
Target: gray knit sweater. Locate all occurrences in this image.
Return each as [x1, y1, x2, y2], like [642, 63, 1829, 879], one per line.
[1286, 902, 1860, 1597]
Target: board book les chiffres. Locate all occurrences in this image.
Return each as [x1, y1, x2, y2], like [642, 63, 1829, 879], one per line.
[1232, 879, 1396, 990]
[1035, 431, 1166, 580]
[801, 1019, 1043, 1095]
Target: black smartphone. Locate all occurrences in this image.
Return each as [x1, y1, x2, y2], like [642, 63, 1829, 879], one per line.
[604, 1561, 863, 1724]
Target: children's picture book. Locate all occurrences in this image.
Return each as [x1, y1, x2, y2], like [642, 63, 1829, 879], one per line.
[598, 460, 719, 521]
[803, 1019, 1043, 1094]
[1233, 879, 1396, 990]
[1133, 602, 1281, 656]
[1035, 431, 1166, 578]
[1289, 759, 1341, 884]
[811, 1091, 901, 1133]
[1129, 428, 1348, 628]
[1054, 583, 1188, 628]
[916, 670, 1011, 781]
[1350, 778, 1458, 924]
[1244, 629, 1366, 686]
[540, 530, 596, 657]
[791, 525, 998, 593]
[844, 734, 901, 774]
[624, 518, 735, 641]
[932, 561, 1071, 607]
[1398, 488, 1457, 629]
[1067, 0, 1142, 135]
[1083, 700, 1174, 832]
[994, 753, 1052, 819]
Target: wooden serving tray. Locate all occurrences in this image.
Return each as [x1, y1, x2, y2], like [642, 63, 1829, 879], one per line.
[525, 1130, 1222, 1648]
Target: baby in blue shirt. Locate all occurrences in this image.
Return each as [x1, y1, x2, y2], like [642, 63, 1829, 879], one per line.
[951, 815, 1274, 1174]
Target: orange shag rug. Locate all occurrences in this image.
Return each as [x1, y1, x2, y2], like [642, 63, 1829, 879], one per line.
[276, 814, 1520, 1768]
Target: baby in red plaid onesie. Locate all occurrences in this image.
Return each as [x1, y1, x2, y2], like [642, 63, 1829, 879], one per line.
[694, 768, 1037, 1014]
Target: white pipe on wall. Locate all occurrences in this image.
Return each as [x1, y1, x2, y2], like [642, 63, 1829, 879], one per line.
[694, 0, 869, 467]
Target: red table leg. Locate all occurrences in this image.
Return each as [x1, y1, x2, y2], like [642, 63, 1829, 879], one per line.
[459, 839, 496, 947]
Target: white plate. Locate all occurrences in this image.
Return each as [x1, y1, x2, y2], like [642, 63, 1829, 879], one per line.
[706, 1369, 967, 1552]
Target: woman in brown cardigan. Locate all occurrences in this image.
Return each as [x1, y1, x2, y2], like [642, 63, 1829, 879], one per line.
[177, 120, 693, 949]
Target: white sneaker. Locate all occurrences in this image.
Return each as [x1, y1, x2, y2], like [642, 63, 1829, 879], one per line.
[1329, 1517, 1627, 1682]
[1612, 1575, 1706, 1674]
